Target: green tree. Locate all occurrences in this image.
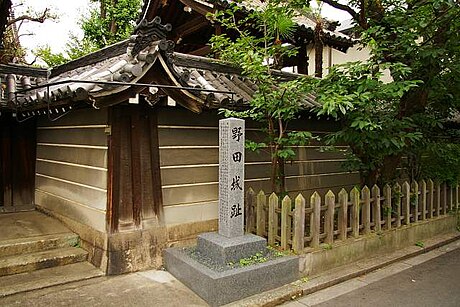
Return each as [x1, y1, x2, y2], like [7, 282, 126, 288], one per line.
[83, 0, 141, 49]
[1, 4, 54, 64]
[35, 0, 141, 66]
[315, 0, 460, 185]
[210, 0, 317, 193]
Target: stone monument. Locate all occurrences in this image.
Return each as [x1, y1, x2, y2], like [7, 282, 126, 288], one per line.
[219, 117, 245, 238]
[164, 118, 299, 306]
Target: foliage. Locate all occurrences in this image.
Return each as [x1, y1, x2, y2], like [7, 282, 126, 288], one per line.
[33, 45, 67, 67]
[34, 34, 98, 67]
[34, 0, 141, 67]
[83, 0, 141, 49]
[419, 143, 460, 186]
[267, 244, 292, 257]
[1, 3, 56, 64]
[314, 0, 460, 185]
[210, 0, 316, 193]
[0, 25, 26, 63]
[314, 61, 423, 185]
[228, 252, 268, 267]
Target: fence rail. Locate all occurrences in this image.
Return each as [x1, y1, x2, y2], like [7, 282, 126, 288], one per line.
[245, 179, 459, 253]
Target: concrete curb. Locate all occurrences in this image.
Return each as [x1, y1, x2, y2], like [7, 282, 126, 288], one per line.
[227, 231, 460, 307]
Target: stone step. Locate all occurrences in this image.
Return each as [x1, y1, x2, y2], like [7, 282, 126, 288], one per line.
[0, 247, 88, 277]
[0, 233, 79, 257]
[0, 262, 104, 297]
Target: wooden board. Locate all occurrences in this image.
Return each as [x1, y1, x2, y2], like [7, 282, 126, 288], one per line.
[35, 108, 108, 229]
[0, 115, 36, 207]
[108, 104, 162, 232]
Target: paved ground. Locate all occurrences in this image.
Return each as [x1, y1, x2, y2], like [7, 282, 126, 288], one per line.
[0, 211, 71, 241]
[284, 247, 460, 307]
[0, 226, 458, 307]
[0, 270, 207, 307]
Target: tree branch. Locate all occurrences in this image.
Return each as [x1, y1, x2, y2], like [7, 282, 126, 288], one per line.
[7, 8, 50, 27]
[320, 0, 359, 21]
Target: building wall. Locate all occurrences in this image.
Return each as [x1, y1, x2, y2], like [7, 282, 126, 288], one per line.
[305, 45, 392, 82]
[35, 108, 109, 233]
[158, 106, 360, 226]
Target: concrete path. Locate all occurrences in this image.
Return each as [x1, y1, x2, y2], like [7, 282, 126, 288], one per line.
[283, 240, 460, 307]
[0, 231, 458, 307]
[0, 270, 207, 307]
[0, 211, 72, 241]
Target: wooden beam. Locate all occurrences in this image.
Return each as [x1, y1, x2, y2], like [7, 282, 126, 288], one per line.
[178, 0, 214, 16]
[130, 110, 142, 228]
[107, 107, 118, 233]
[189, 45, 211, 56]
[174, 16, 209, 40]
[147, 106, 163, 220]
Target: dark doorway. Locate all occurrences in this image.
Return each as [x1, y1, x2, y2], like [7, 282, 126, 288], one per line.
[0, 113, 36, 211]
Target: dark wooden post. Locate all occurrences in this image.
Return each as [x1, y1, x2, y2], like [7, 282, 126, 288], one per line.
[108, 103, 163, 232]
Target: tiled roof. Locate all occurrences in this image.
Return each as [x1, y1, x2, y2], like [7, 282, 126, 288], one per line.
[1, 15, 320, 117]
[168, 52, 319, 109]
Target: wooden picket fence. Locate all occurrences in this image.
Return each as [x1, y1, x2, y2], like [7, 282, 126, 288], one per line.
[245, 180, 459, 253]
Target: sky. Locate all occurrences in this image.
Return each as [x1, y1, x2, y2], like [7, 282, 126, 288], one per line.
[12, 0, 352, 63]
[12, 0, 93, 62]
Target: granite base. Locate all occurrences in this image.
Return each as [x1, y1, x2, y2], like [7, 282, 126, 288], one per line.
[164, 247, 299, 306]
[196, 232, 267, 266]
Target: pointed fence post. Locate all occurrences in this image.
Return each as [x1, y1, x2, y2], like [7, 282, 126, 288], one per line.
[245, 188, 256, 233]
[325, 191, 335, 244]
[372, 185, 381, 232]
[394, 183, 402, 228]
[455, 184, 458, 211]
[281, 196, 291, 250]
[411, 181, 419, 223]
[383, 184, 392, 230]
[420, 180, 427, 221]
[402, 181, 411, 225]
[428, 179, 434, 219]
[293, 194, 306, 254]
[256, 190, 266, 236]
[350, 187, 360, 238]
[449, 184, 453, 212]
[436, 182, 441, 216]
[442, 183, 447, 215]
[311, 192, 321, 248]
[268, 193, 278, 246]
[362, 186, 371, 234]
[338, 189, 348, 241]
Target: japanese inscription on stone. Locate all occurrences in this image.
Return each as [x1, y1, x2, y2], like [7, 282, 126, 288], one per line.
[219, 118, 245, 238]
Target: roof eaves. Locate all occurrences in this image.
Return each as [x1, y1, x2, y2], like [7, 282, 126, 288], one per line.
[165, 51, 320, 110]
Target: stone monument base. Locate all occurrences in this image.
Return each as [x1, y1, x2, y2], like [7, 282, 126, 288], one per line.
[164, 232, 299, 306]
[196, 232, 267, 266]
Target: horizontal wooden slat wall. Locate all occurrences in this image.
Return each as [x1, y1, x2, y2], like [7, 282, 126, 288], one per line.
[157, 106, 360, 226]
[35, 108, 109, 232]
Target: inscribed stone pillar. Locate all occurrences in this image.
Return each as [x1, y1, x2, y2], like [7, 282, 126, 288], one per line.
[219, 118, 245, 238]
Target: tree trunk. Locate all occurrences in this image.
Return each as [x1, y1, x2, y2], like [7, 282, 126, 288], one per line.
[110, 0, 118, 34]
[314, 21, 323, 78]
[100, 0, 107, 20]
